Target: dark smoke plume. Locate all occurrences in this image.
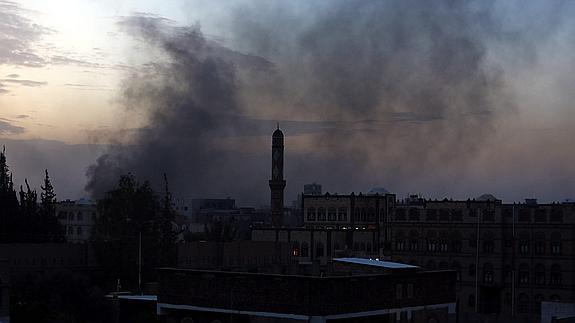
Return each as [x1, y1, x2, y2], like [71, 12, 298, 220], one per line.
[86, 1, 571, 203]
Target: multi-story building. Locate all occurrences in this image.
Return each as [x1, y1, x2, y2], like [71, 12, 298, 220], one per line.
[388, 195, 575, 323]
[157, 258, 457, 323]
[56, 199, 98, 243]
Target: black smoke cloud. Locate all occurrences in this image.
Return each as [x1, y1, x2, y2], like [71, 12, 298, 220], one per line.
[86, 1, 572, 204]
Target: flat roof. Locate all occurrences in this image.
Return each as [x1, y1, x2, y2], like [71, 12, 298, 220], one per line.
[106, 294, 157, 302]
[334, 257, 418, 269]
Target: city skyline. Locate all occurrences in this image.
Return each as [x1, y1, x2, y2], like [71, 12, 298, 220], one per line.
[2, 0, 575, 205]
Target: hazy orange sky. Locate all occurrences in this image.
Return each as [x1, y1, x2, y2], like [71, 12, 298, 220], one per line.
[2, 0, 575, 204]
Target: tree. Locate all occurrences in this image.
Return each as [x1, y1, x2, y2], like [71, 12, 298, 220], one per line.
[92, 173, 178, 290]
[0, 146, 19, 242]
[40, 169, 65, 241]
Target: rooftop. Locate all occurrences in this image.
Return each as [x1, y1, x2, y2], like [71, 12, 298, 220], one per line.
[334, 257, 418, 269]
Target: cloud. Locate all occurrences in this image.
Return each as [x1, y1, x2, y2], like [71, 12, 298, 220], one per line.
[0, 0, 51, 67]
[5, 74, 19, 78]
[0, 119, 25, 135]
[1, 79, 47, 87]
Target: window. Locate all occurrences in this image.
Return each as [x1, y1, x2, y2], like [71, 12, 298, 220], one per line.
[361, 208, 367, 222]
[534, 209, 546, 222]
[550, 264, 562, 285]
[292, 242, 300, 257]
[395, 283, 403, 300]
[482, 209, 494, 221]
[77, 226, 82, 236]
[519, 208, 530, 222]
[518, 293, 529, 313]
[451, 210, 463, 221]
[318, 208, 326, 221]
[354, 208, 361, 222]
[367, 207, 375, 222]
[77, 212, 83, 221]
[307, 207, 316, 221]
[407, 283, 414, 299]
[427, 240, 437, 252]
[338, 207, 347, 221]
[68, 226, 73, 235]
[483, 241, 494, 254]
[550, 209, 563, 222]
[551, 232, 561, 255]
[328, 208, 336, 221]
[519, 240, 530, 255]
[452, 240, 462, 253]
[519, 264, 529, 285]
[535, 264, 545, 285]
[396, 240, 405, 251]
[439, 240, 449, 252]
[316, 242, 324, 257]
[410, 239, 418, 251]
[483, 263, 494, 283]
[439, 210, 449, 221]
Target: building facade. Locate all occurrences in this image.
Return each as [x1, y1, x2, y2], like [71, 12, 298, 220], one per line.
[56, 199, 98, 243]
[388, 196, 575, 322]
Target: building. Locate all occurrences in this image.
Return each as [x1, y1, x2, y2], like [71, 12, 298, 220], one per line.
[269, 125, 286, 227]
[156, 258, 456, 323]
[387, 195, 575, 323]
[304, 183, 322, 195]
[0, 259, 8, 323]
[56, 198, 98, 243]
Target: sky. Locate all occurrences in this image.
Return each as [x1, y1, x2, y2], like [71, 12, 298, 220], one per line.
[1, 0, 575, 205]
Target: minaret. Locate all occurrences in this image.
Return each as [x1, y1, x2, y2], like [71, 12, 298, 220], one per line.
[269, 124, 286, 227]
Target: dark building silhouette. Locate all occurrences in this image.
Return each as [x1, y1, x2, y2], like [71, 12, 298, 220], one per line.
[269, 125, 286, 227]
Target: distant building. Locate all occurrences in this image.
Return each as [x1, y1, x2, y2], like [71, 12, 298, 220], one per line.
[156, 258, 456, 322]
[304, 182, 322, 195]
[56, 199, 98, 243]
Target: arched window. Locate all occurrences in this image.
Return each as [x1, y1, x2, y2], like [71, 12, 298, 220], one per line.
[328, 207, 337, 221]
[551, 264, 562, 285]
[519, 232, 530, 255]
[452, 261, 461, 282]
[518, 293, 529, 313]
[535, 264, 545, 285]
[318, 208, 326, 221]
[307, 207, 316, 221]
[338, 207, 347, 221]
[551, 232, 561, 255]
[533, 294, 544, 313]
[301, 242, 309, 257]
[409, 230, 419, 251]
[534, 232, 545, 254]
[519, 263, 529, 285]
[367, 207, 375, 222]
[483, 263, 494, 283]
[316, 242, 324, 257]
